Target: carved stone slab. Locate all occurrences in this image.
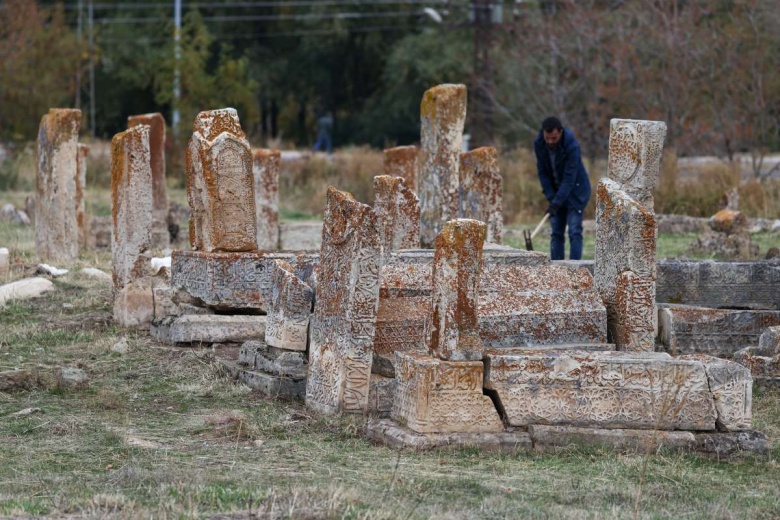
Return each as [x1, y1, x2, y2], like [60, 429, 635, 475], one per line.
[595, 178, 656, 349]
[169, 314, 266, 344]
[733, 346, 780, 378]
[187, 108, 257, 252]
[391, 352, 503, 433]
[253, 148, 280, 250]
[430, 219, 486, 361]
[658, 305, 780, 357]
[388, 245, 548, 267]
[458, 146, 503, 244]
[607, 118, 667, 209]
[306, 187, 381, 414]
[128, 112, 169, 250]
[374, 295, 430, 376]
[36, 108, 81, 263]
[111, 125, 152, 290]
[383, 145, 418, 193]
[484, 350, 717, 430]
[171, 250, 298, 311]
[265, 260, 313, 351]
[76, 143, 89, 253]
[418, 84, 467, 247]
[656, 261, 780, 310]
[679, 354, 752, 431]
[373, 175, 420, 262]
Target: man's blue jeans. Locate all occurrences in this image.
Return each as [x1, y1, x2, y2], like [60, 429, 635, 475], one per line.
[549, 205, 584, 260]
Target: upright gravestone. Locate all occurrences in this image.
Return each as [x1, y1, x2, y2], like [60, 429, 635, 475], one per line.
[111, 125, 153, 328]
[253, 149, 280, 250]
[595, 118, 666, 351]
[459, 146, 503, 244]
[187, 108, 257, 252]
[306, 187, 381, 414]
[373, 175, 420, 263]
[383, 145, 418, 193]
[128, 113, 169, 250]
[76, 143, 89, 252]
[36, 108, 81, 263]
[418, 84, 467, 248]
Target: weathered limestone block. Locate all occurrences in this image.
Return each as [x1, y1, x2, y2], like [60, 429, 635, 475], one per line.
[759, 326, 780, 351]
[391, 352, 503, 433]
[253, 149, 280, 250]
[151, 286, 212, 321]
[658, 305, 780, 357]
[387, 245, 548, 267]
[76, 143, 89, 252]
[265, 260, 313, 351]
[36, 108, 81, 263]
[373, 296, 430, 377]
[595, 178, 656, 348]
[710, 209, 748, 235]
[607, 118, 667, 209]
[373, 175, 420, 262]
[430, 219, 486, 361]
[0, 277, 54, 308]
[169, 314, 266, 344]
[679, 354, 752, 431]
[171, 250, 298, 312]
[529, 425, 696, 453]
[418, 84, 467, 247]
[656, 261, 780, 310]
[383, 145, 418, 192]
[368, 374, 395, 417]
[306, 187, 381, 414]
[128, 113, 169, 250]
[734, 347, 780, 378]
[0, 248, 8, 280]
[187, 108, 257, 252]
[114, 279, 154, 329]
[484, 350, 717, 430]
[458, 146, 503, 244]
[111, 125, 152, 290]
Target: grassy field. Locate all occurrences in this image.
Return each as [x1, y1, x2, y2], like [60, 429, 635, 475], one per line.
[1, 198, 780, 517]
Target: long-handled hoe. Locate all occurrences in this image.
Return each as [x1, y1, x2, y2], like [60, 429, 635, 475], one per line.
[523, 213, 549, 251]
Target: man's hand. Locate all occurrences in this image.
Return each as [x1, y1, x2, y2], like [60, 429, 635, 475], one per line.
[546, 203, 560, 216]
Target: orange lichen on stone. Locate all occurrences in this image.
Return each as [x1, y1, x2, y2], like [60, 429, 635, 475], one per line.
[128, 113, 169, 249]
[458, 146, 503, 244]
[373, 175, 420, 261]
[383, 145, 419, 191]
[253, 148, 281, 250]
[711, 209, 748, 235]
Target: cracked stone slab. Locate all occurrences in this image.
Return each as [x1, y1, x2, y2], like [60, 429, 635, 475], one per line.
[169, 314, 266, 344]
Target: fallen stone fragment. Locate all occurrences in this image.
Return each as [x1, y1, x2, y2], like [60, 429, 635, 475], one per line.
[113, 280, 154, 330]
[169, 314, 266, 344]
[36, 263, 68, 277]
[80, 267, 112, 281]
[9, 407, 43, 418]
[0, 370, 48, 392]
[55, 367, 89, 388]
[0, 277, 54, 308]
[710, 209, 748, 235]
[219, 358, 306, 400]
[111, 337, 129, 354]
[695, 431, 770, 457]
[0, 204, 31, 226]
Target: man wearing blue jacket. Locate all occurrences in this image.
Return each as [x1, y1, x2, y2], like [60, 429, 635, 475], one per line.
[534, 116, 591, 260]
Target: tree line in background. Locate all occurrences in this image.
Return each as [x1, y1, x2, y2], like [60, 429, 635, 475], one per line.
[1, 0, 778, 169]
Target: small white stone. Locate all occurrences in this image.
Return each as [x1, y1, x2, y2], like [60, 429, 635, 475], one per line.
[0, 277, 54, 308]
[37, 264, 69, 277]
[151, 256, 171, 273]
[80, 267, 112, 281]
[111, 337, 129, 354]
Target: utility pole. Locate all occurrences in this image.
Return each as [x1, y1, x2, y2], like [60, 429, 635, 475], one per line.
[75, 0, 83, 110]
[470, 0, 498, 148]
[172, 0, 182, 141]
[88, 0, 96, 137]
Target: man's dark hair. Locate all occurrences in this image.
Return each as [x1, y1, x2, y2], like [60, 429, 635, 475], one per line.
[541, 116, 563, 132]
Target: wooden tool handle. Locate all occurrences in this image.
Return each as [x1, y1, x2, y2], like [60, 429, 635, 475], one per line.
[530, 213, 550, 240]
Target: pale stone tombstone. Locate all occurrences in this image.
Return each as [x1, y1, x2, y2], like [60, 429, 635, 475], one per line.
[607, 118, 667, 209]
[111, 125, 153, 328]
[35, 108, 81, 263]
[0, 248, 9, 280]
[128, 112, 170, 250]
[458, 146, 503, 244]
[429, 219, 486, 361]
[252, 148, 280, 250]
[595, 178, 656, 351]
[265, 259, 313, 351]
[306, 187, 381, 414]
[383, 145, 418, 193]
[418, 84, 467, 247]
[187, 108, 257, 252]
[373, 175, 420, 263]
[76, 143, 89, 252]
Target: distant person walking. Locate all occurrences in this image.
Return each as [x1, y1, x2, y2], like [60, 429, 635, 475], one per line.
[313, 111, 333, 154]
[534, 116, 591, 260]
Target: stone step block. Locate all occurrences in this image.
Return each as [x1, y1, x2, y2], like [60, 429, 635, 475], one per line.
[658, 305, 780, 357]
[391, 352, 503, 434]
[529, 425, 696, 453]
[220, 359, 305, 400]
[169, 314, 266, 344]
[484, 350, 721, 431]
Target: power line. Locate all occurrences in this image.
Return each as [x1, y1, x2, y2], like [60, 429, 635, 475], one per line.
[95, 9, 426, 24]
[43, 0, 453, 9]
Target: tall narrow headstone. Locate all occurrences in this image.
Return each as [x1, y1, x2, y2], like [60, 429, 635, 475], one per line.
[186, 108, 257, 252]
[373, 175, 420, 263]
[76, 143, 89, 252]
[35, 108, 81, 262]
[253, 149, 280, 250]
[383, 145, 418, 193]
[306, 187, 381, 414]
[607, 118, 667, 209]
[128, 113, 169, 250]
[458, 146, 503, 244]
[418, 84, 467, 248]
[265, 259, 313, 351]
[111, 125, 153, 328]
[430, 219, 486, 361]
